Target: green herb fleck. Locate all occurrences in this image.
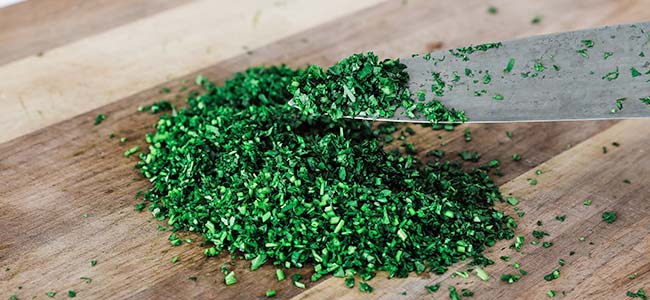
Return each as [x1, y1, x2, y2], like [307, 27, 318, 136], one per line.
[602, 67, 620, 81]
[124, 146, 140, 158]
[80, 277, 92, 283]
[493, 93, 504, 101]
[512, 153, 521, 161]
[504, 58, 516, 73]
[531, 15, 543, 24]
[94, 114, 106, 125]
[631, 67, 642, 78]
[90, 259, 97, 267]
[548, 290, 557, 297]
[602, 211, 617, 224]
[449, 286, 461, 300]
[224, 271, 237, 285]
[544, 269, 561, 281]
[604, 52, 614, 59]
[501, 273, 521, 284]
[68, 290, 76, 298]
[425, 283, 441, 293]
[488, 6, 498, 14]
[266, 290, 276, 297]
[359, 282, 373, 293]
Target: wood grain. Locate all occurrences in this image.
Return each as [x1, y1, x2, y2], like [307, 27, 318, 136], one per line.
[2, 0, 650, 299]
[0, 0, 190, 66]
[0, 0, 382, 144]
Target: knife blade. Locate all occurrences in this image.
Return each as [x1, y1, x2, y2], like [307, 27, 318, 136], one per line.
[352, 21, 650, 123]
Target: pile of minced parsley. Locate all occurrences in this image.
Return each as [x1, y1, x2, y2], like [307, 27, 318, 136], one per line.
[135, 52, 515, 288]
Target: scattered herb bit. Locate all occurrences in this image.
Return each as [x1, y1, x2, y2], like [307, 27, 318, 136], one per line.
[529, 179, 538, 185]
[612, 142, 620, 147]
[584, 199, 593, 206]
[500, 256, 510, 261]
[489, 159, 500, 168]
[569, 251, 576, 256]
[548, 290, 557, 297]
[602, 211, 617, 224]
[171, 256, 179, 263]
[90, 259, 97, 267]
[138, 101, 174, 114]
[579, 236, 586, 242]
[631, 67, 643, 78]
[556, 215, 566, 222]
[559, 258, 565, 266]
[603, 51, 614, 59]
[506, 196, 519, 206]
[46, 292, 56, 298]
[517, 211, 525, 217]
[464, 127, 472, 142]
[493, 93, 504, 100]
[359, 282, 373, 293]
[458, 150, 481, 162]
[501, 273, 521, 284]
[68, 290, 76, 298]
[345, 277, 355, 288]
[80, 277, 92, 283]
[542, 242, 553, 248]
[94, 114, 106, 125]
[640, 52, 646, 57]
[535, 169, 543, 175]
[611, 97, 627, 114]
[544, 269, 561, 281]
[188, 276, 197, 281]
[449, 43, 503, 62]
[640, 97, 650, 105]
[276, 269, 285, 281]
[552, 65, 561, 71]
[9, 296, 18, 300]
[624, 179, 632, 184]
[425, 283, 441, 293]
[602, 67, 620, 81]
[512, 153, 521, 161]
[488, 6, 498, 14]
[626, 288, 647, 299]
[506, 131, 513, 138]
[532, 230, 549, 239]
[449, 286, 461, 300]
[462, 289, 475, 297]
[630, 273, 638, 280]
[504, 58, 515, 73]
[224, 271, 237, 285]
[581, 40, 594, 48]
[514, 235, 525, 252]
[531, 15, 543, 24]
[576, 49, 589, 58]
[537, 220, 543, 226]
[475, 267, 490, 281]
[603, 146, 608, 154]
[124, 146, 140, 158]
[534, 61, 546, 72]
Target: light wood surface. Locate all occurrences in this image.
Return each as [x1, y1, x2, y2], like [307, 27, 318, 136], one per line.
[1, 0, 650, 299]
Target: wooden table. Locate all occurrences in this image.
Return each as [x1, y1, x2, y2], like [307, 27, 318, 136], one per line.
[1, 1, 649, 299]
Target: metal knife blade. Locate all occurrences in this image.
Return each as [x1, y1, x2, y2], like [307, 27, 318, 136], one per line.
[354, 22, 650, 123]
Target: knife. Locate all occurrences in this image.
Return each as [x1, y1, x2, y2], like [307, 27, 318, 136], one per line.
[350, 21, 650, 123]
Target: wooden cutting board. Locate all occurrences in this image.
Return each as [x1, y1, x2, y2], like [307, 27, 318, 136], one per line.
[1, 0, 650, 299]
